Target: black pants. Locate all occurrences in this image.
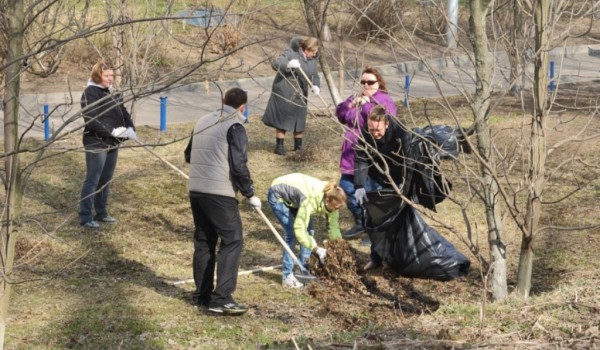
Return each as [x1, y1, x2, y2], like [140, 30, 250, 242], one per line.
[190, 193, 243, 306]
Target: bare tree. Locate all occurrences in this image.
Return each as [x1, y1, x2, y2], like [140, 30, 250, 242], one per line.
[0, 1, 272, 347]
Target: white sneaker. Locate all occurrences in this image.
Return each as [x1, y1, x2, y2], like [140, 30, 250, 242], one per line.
[282, 274, 304, 288]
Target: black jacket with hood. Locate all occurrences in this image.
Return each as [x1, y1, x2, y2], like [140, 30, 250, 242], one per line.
[80, 81, 135, 150]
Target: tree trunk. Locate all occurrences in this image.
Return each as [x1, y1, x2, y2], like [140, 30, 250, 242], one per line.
[468, 0, 508, 301]
[302, 0, 342, 105]
[517, 0, 550, 299]
[1, 0, 25, 347]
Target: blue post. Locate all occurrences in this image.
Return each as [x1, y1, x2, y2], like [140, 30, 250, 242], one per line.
[243, 89, 249, 123]
[43, 104, 50, 141]
[549, 61, 555, 91]
[160, 96, 167, 132]
[403, 75, 410, 107]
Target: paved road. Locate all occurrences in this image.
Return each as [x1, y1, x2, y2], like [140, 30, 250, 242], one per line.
[3, 44, 599, 140]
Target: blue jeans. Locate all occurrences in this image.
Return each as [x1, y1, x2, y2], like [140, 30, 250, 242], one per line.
[339, 174, 361, 218]
[365, 178, 384, 265]
[267, 188, 314, 278]
[79, 148, 119, 224]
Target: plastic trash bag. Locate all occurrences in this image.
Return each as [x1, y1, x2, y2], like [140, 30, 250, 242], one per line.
[364, 190, 470, 281]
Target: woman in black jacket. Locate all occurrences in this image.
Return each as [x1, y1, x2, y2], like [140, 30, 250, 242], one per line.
[79, 61, 136, 229]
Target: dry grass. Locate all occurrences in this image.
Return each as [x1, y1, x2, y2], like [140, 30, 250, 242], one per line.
[4, 86, 600, 349]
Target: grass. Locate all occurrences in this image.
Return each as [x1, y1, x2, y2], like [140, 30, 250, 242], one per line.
[4, 89, 600, 349]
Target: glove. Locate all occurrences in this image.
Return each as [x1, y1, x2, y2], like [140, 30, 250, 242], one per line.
[314, 246, 327, 264]
[123, 127, 137, 141]
[111, 126, 127, 138]
[355, 188, 367, 205]
[248, 196, 262, 209]
[353, 95, 370, 107]
[311, 85, 320, 95]
[287, 59, 301, 69]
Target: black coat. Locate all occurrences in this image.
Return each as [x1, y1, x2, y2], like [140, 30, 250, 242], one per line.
[354, 119, 412, 190]
[80, 84, 134, 150]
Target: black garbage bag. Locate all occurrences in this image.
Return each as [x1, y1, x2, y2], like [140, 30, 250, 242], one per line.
[413, 125, 472, 159]
[364, 190, 470, 281]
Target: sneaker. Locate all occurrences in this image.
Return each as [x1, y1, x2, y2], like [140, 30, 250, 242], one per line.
[208, 302, 248, 315]
[360, 236, 371, 246]
[81, 220, 100, 229]
[363, 260, 382, 271]
[96, 216, 117, 224]
[282, 274, 304, 288]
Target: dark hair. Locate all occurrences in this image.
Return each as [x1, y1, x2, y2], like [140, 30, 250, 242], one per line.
[223, 88, 248, 109]
[362, 66, 387, 92]
[367, 105, 391, 122]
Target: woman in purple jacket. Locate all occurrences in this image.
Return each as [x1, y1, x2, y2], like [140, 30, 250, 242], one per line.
[335, 67, 397, 241]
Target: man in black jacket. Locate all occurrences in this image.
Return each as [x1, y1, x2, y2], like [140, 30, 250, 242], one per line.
[185, 88, 261, 316]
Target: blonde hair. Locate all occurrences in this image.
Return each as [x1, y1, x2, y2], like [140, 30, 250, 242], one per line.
[90, 60, 114, 84]
[323, 182, 346, 209]
[301, 37, 319, 53]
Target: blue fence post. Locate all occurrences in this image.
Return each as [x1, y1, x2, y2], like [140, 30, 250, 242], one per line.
[403, 75, 410, 107]
[43, 104, 50, 141]
[160, 96, 167, 132]
[243, 90, 249, 123]
[549, 61, 555, 92]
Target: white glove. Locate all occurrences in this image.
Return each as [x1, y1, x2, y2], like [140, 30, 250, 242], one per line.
[248, 196, 262, 209]
[311, 85, 320, 95]
[287, 59, 301, 69]
[355, 188, 368, 205]
[314, 246, 327, 264]
[111, 126, 127, 138]
[123, 127, 137, 141]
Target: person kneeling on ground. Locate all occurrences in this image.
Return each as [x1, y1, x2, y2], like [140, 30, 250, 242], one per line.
[267, 173, 346, 288]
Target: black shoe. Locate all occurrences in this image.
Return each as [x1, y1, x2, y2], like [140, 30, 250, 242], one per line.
[342, 224, 365, 239]
[208, 302, 248, 315]
[274, 145, 286, 155]
[192, 296, 209, 309]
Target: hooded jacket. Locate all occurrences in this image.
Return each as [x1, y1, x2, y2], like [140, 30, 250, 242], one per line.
[354, 118, 412, 189]
[269, 173, 341, 250]
[80, 81, 134, 149]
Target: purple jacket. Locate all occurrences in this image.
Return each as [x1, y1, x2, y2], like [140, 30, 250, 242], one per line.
[335, 90, 397, 175]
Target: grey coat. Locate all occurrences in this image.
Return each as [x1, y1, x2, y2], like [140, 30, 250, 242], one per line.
[262, 38, 320, 132]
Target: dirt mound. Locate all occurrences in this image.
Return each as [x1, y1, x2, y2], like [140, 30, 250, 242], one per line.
[306, 239, 441, 323]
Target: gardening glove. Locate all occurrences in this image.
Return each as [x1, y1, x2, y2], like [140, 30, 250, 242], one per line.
[314, 246, 327, 264]
[311, 85, 320, 95]
[123, 127, 137, 141]
[355, 188, 367, 205]
[127, 126, 137, 141]
[287, 59, 301, 69]
[248, 196, 262, 209]
[111, 126, 127, 138]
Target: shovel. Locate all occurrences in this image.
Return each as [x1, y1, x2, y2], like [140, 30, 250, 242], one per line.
[254, 207, 318, 285]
